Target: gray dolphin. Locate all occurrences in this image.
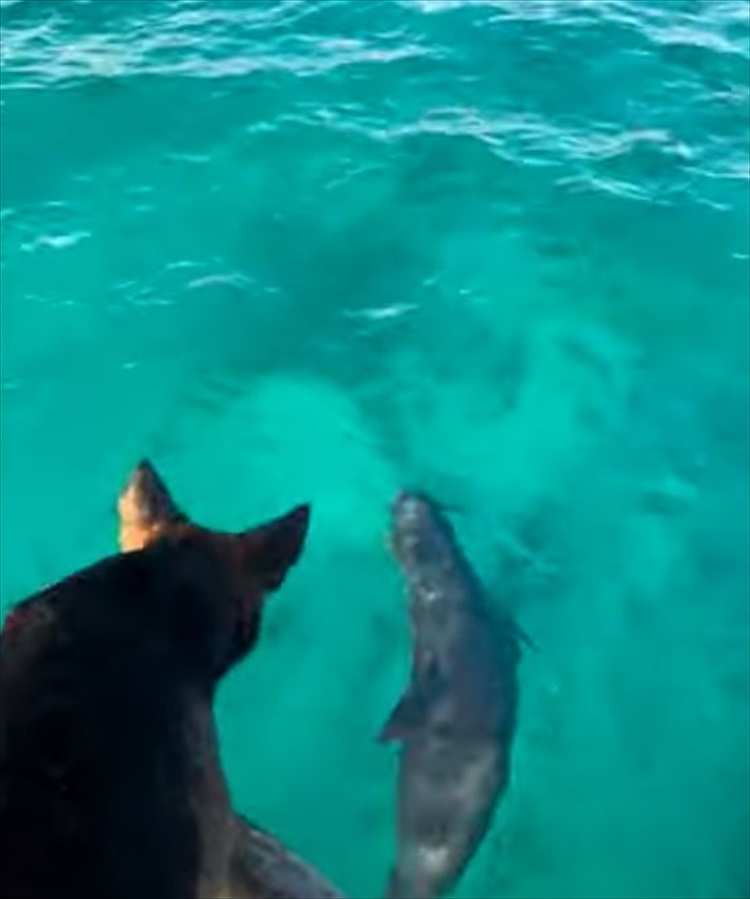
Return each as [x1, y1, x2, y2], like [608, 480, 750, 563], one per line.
[378, 490, 528, 899]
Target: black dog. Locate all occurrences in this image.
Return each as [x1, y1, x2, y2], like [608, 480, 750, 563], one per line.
[0, 461, 329, 899]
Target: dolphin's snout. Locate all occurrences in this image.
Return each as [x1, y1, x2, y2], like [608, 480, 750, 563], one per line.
[391, 489, 413, 518]
[391, 490, 430, 525]
[390, 490, 454, 576]
[391, 491, 428, 556]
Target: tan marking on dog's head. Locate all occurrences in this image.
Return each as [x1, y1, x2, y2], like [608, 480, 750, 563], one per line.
[116, 460, 311, 591]
[116, 459, 311, 675]
[117, 459, 190, 552]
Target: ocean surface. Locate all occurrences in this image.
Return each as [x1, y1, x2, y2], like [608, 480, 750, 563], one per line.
[1, 1, 748, 896]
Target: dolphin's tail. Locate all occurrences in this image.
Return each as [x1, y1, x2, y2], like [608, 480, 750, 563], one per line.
[385, 868, 436, 899]
[385, 871, 405, 899]
[385, 868, 409, 899]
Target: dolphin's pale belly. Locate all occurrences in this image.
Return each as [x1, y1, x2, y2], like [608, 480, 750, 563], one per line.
[393, 728, 508, 898]
[400, 731, 507, 846]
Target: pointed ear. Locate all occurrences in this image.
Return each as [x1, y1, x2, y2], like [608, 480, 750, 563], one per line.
[117, 459, 188, 552]
[238, 504, 311, 592]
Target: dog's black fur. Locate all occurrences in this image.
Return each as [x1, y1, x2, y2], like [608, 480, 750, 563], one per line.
[0, 461, 310, 899]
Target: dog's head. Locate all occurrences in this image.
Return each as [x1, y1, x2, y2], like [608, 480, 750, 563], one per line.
[117, 460, 310, 679]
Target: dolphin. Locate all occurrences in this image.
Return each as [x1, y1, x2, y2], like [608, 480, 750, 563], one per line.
[378, 490, 527, 899]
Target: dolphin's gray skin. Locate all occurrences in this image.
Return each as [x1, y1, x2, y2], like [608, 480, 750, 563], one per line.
[379, 491, 526, 899]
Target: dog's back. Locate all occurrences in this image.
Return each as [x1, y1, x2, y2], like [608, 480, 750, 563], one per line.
[0, 461, 310, 899]
[1, 552, 213, 898]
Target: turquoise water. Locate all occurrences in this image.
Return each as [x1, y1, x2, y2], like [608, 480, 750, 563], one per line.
[1, 0, 748, 896]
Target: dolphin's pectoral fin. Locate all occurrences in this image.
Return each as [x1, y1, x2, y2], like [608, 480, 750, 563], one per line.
[378, 688, 427, 743]
[377, 662, 444, 743]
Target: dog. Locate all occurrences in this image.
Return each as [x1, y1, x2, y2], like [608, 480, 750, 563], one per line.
[0, 460, 341, 899]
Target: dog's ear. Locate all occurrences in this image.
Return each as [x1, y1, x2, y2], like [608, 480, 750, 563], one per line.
[117, 460, 188, 552]
[238, 504, 311, 592]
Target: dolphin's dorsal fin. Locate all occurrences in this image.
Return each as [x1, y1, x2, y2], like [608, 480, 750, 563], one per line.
[377, 661, 444, 743]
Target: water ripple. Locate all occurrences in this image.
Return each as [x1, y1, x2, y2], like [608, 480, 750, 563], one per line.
[1, 4, 748, 899]
[2, 0, 745, 215]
